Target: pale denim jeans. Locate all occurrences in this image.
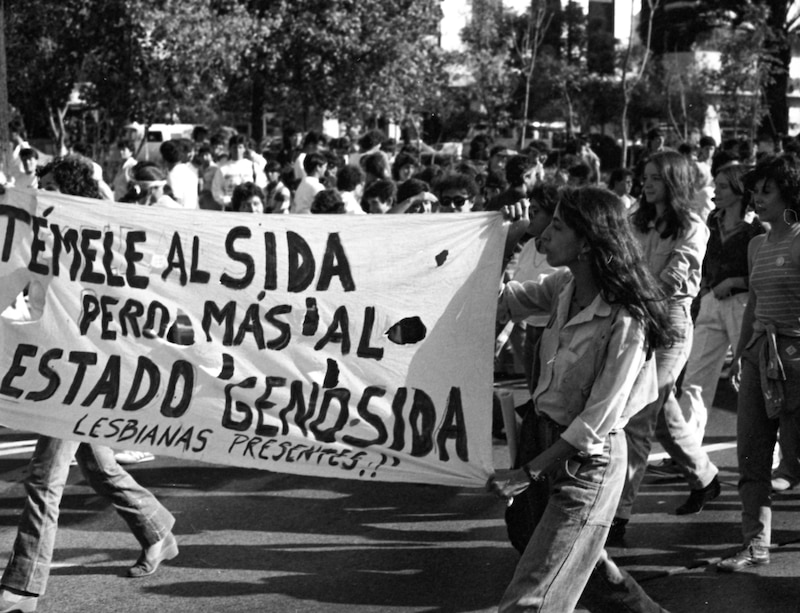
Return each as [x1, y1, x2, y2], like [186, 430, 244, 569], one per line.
[617, 301, 718, 521]
[499, 415, 624, 612]
[678, 291, 747, 437]
[1, 436, 174, 595]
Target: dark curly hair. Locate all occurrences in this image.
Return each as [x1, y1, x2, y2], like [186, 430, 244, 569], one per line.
[311, 189, 345, 214]
[36, 154, 102, 199]
[631, 150, 694, 240]
[231, 182, 265, 212]
[743, 153, 800, 215]
[558, 186, 676, 350]
[433, 172, 479, 199]
[529, 183, 560, 216]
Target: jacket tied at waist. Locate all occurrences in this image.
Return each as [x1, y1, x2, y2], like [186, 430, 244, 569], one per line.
[750, 321, 800, 418]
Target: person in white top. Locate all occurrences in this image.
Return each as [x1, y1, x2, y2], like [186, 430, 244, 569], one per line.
[7, 120, 31, 186]
[293, 131, 323, 181]
[335, 165, 366, 214]
[16, 149, 39, 189]
[211, 134, 267, 210]
[128, 162, 181, 208]
[160, 140, 199, 209]
[349, 130, 385, 169]
[608, 168, 635, 209]
[291, 152, 327, 214]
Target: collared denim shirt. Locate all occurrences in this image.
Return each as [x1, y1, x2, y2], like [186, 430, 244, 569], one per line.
[633, 211, 709, 302]
[499, 270, 658, 455]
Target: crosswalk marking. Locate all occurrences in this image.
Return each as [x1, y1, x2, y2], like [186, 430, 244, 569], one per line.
[0, 439, 37, 450]
[649, 441, 737, 462]
[0, 439, 37, 457]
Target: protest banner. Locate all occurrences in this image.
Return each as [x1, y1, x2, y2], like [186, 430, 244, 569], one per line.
[0, 188, 506, 487]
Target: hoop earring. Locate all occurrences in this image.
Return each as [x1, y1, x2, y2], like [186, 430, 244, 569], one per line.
[784, 209, 799, 225]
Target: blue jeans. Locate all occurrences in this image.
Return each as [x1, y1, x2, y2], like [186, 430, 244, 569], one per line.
[737, 335, 800, 548]
[1, 437, 174, 595]
[499, 415, 626, 612]
[617, 302, 717, 520]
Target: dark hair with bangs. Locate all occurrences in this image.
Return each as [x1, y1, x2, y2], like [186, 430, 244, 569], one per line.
[743, 153, 800, 215]
[631, 150, 695, 240]
[557, 186, 676, 350]
[433, 172, 479, 198]
[529, 183, 559, 216]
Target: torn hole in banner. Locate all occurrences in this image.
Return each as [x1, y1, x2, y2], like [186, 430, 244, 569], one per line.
[386, 316, 427, 345]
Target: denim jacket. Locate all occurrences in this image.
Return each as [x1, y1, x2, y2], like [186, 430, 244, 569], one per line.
[633, 211, 708, 303]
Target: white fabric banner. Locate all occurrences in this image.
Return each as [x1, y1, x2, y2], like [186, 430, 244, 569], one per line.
[0, 188, 505, 487]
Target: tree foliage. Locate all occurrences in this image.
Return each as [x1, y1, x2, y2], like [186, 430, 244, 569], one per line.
[642, 0, 800, 137]
[6, 0, 98, 146]
[85, 0, 260, 128]
[5, 0, 447, 146]
[246, 0, 446, 132]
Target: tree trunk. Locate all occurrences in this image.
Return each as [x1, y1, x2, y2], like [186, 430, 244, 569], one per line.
[0, 0, 8, 175]
[250, 67, 266, 145]
[521, 76, 532, 149]
[762, 38, 790, 138]
[761, 0, 791, 138]
[621, 99, 629, 168]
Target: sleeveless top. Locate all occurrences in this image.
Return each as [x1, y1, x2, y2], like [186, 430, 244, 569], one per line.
[751, 225, 800, 329]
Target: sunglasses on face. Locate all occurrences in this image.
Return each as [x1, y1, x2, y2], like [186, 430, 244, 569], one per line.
[441, 196, 469, 207]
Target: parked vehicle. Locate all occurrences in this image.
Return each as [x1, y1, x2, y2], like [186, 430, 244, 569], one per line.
[122, 122, 196, 162]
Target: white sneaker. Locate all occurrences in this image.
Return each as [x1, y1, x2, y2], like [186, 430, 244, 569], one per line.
[0, 590, 38, 612]
[771, 476, 796, 492]
[114, 450, 155, 465]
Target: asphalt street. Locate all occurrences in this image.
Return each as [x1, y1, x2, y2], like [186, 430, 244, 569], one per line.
[0, 377, 796, 612]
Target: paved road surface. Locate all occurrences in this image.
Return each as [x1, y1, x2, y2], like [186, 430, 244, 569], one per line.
[0, 378, 796, 612]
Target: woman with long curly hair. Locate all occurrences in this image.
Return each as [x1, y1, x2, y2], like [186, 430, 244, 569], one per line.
[717, 154, 800, 572]
[611, 151, 719, 543]
[490, 186, 672, 612]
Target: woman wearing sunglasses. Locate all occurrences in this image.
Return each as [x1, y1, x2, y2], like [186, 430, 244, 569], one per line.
[434, 173, 478, 213]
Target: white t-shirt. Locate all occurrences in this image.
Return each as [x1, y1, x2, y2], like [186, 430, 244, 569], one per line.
[211, 158, 267, 208]
[168, 163, 199, 209]
[292, 176, 324, 214]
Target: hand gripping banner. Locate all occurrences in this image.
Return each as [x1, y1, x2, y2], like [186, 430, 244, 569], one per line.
[0, 188, 505, 487]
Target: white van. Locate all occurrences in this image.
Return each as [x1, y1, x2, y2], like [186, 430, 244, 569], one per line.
[123, 122, 196, 162]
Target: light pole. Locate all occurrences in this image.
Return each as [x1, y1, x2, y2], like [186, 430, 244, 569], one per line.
[0, 0, 9, 177]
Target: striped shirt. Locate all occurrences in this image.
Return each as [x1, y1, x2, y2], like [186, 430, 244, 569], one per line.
[751, 225, 800, 329]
